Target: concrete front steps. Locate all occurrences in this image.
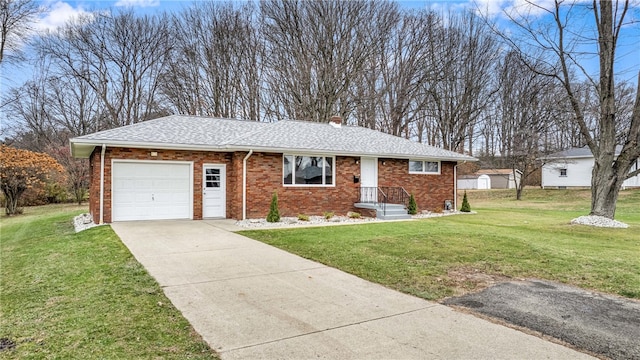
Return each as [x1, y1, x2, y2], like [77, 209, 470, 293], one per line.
[354, 203, 412, 220]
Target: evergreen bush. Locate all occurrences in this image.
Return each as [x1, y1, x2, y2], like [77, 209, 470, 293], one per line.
[407, 194, 418, 215]
[266, 192, 280, 222]
[460, 191, 471, 212]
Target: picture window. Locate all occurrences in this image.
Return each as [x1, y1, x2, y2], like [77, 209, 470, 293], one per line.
[283, 155, 334, 186]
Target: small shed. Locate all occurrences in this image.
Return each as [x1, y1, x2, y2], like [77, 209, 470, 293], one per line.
[457, 174, 491, 190]
[457, 169, 521, 190]
[477, 169, 521, 189]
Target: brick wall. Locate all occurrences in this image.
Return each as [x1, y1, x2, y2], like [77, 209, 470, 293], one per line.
[244, 155, 456, 218]
[378, 159, 456, 212]
[87, 147, 457, 222]
[245, 153, 362, 218]
[88, 147, 235, 223]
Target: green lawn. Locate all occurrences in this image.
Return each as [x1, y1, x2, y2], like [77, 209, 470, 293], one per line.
[240, 189, 640, 301]
[0, 204, 218, 359]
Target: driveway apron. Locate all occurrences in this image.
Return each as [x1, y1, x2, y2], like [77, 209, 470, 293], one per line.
[111, 220, 593, 359]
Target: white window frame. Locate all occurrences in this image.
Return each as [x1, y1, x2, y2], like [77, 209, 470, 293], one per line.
[283, 154, 336, 187]
[560, 168, 567, 177]
[409, 160, 441, 175]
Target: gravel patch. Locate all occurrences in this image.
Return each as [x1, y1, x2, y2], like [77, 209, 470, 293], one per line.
[571, 215, 629, 228]
[412, 210, 477, 219]
[73, 213, 103, 233]
[235, 210, 475, 229]
[235, 215, 380, 229]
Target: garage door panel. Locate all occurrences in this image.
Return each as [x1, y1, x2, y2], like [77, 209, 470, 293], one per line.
[135, 193, 152, 202]
[112, 161, 192, 221]
[173, 193, 190, 202]
[154, 179, 171, 190]
[114, 179, 133, 190]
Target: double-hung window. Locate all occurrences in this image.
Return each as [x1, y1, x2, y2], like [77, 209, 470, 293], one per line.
[283, 155, 334, 186]
[409, 160, 440, 174]
[560, 168, 567, 177]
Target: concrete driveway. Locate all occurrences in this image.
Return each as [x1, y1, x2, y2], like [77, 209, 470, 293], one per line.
[111, 220, 593, 359]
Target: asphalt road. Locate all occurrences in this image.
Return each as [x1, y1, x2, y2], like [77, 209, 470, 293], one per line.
[443, 280, 640, 360]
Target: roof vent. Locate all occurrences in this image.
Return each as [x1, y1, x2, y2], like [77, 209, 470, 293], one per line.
[329, 115, 342, 128]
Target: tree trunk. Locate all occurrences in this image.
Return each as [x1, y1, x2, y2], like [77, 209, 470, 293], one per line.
[3, 187, 23, 216]
[590, 158, 622, 219]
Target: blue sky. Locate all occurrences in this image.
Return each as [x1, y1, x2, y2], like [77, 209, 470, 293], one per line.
[2, 0, 639, 89]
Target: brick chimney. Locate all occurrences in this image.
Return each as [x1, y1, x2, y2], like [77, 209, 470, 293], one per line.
[329, 115, 342, 128]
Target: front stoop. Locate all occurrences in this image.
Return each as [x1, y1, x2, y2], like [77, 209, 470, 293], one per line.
[354, 203, 412, 220]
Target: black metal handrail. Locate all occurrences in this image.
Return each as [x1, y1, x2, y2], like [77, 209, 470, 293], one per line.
[358, 186, 410, 216]
[379, 187, 410, 208]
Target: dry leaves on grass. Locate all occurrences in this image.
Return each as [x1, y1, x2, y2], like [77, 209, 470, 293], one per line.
[446, 266, 512, 296]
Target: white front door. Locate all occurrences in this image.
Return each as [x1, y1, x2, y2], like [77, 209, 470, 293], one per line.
[360, 157, 378, 202]
[203, 165, 226, 218]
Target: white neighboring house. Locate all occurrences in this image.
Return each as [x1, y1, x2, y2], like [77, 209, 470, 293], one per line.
[541, 146, 640, 189]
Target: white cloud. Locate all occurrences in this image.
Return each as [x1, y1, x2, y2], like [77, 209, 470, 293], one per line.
[475, 0, 596, 19]
[35, 1, 92, 33]
[506, 0, 558, 17]
[426, 1, 471, 13]
[114, 0, 160, 8]
[474, 0, 510, 17]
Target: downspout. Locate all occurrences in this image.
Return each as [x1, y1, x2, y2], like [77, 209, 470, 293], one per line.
[242, 150, 253, 220]
[99, 144, 106, 224]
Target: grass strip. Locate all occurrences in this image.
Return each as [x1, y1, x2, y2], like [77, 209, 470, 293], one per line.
[240, 189, 640, 301]
[0, 205, 218, 359]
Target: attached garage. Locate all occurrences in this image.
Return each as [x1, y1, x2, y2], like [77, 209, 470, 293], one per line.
[112, 161, 193, 221]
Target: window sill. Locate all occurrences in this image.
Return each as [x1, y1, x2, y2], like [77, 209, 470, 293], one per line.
[282, 184, 336, 188]
[409, 171, 441, 175]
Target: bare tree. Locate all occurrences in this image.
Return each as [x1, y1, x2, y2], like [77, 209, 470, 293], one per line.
[260, 0, 397, 123]
[501, 0, 640, 219]
[0, 0, 42, 64]
[4, 73, 56, 151]
[423, 10, 500, 153]
[496, 51, 565, 199]
[162, 2, 263, 120]
[375, 10, 437, 138]
[46, 72, 103, 137]
[36, 10, 173, 128]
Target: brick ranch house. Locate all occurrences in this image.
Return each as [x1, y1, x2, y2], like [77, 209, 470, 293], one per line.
[70, 115, 476, 223]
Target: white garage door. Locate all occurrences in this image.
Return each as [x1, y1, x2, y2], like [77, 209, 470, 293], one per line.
[112, 161, 192, 221]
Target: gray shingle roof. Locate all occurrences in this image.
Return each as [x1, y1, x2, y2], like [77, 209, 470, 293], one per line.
[75, 115, 268, 147]
[71, 115, 475, 161]
[545, 146, 623, 159]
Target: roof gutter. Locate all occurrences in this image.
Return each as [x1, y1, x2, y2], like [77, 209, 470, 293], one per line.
[229, 145, 477, 162]
[70, 139, 477, 163]
[100, 144, 106, 224]
[242, 149, 253, 220]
